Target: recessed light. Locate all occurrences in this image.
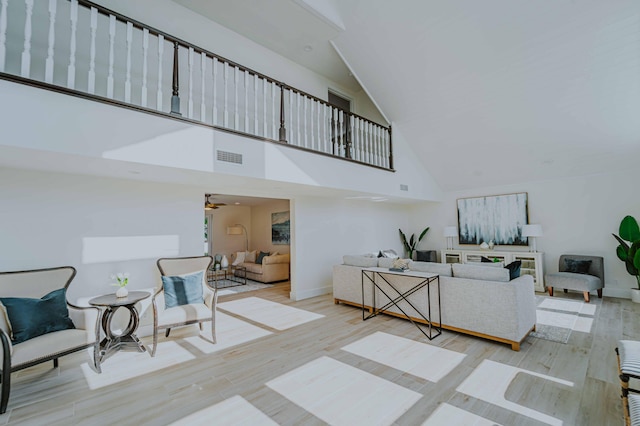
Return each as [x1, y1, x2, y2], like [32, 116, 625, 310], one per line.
[303, 45, 313, 52]
[235, 202, 240, 205]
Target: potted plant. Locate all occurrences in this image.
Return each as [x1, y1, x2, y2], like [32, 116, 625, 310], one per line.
[111, 272, 130, 298]
[399, 227, 430, 260]
[612, 215, 640, 302]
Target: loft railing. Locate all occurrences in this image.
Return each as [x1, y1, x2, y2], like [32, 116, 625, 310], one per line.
[0, 0, 394, 170]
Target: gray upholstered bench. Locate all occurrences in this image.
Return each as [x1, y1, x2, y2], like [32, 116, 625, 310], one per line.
[545, 254, 604, 303]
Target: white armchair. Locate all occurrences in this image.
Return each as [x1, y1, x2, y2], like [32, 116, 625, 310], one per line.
[153, 256, 216, 356]
[0, 266, 100, 414]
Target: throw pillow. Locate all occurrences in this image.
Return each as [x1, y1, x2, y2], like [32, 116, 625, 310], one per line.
[0, 288, 75, 344]
[381, 249, 399, 258]
[565, 259, 592, 274]
[256, 251, 270, 264]
[481, 256, 493, 263]
[232, 251, 246, 266]
[162, 271, 204, 308]
[504, 260, 522, 280]
[245, 250, 257, 263]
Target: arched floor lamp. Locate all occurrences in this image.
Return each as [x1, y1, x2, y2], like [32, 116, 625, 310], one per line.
[227, 224, 248, 251]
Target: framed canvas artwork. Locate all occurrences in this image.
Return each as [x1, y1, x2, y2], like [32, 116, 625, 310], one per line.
[271, 211, 290, 245]
[457, 192, 528, 246]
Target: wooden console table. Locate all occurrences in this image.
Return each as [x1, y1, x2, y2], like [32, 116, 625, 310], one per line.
[361, 267, 441, 340]
[440, 249, 545, 292]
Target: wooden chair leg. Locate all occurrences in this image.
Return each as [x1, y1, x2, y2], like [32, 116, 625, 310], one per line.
[597, 289, 603, 298]
[548, 287, 554, 297]
[53, 358, 58, 368]
[583, 291, 590, 303]
[0, 368, 9, 415]
[165, 328, 171, 338]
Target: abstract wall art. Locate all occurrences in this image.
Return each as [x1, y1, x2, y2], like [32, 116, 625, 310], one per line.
[271, 211, 290, 245]
[457, 193, 528, 246]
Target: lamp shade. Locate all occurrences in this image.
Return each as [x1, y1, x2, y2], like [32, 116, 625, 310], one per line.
[521, 224, 543, 237]
[443, 226, 458, 237]
[226, 226, 243, 235]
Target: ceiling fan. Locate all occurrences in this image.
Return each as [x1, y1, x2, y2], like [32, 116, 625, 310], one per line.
[204, 194, 227, 210]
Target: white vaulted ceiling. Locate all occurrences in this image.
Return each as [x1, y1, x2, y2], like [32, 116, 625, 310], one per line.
[174, 0, 640, 191]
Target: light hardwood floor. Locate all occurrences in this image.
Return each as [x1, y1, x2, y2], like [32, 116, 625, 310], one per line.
[1, 284, 636, 425]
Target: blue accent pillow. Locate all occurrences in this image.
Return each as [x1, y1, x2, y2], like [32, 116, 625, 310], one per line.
[0, 288, 75, 344]
[256, 251, 270, 264]
[162, 271, 204, 308]
[505, 260, 522, 280]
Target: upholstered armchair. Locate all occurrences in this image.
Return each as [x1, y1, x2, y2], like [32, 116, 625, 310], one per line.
[0, 266, 101, 414]
[545, 255, 605, 302]
[153, 256, 216, 356]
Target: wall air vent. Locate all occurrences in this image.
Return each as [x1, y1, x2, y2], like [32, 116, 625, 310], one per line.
[217, 150, 243, 164]
[400, 184, 409, 191]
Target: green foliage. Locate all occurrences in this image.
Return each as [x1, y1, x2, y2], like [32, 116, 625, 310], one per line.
[399, 227, 430, 260]
[613, 215, 640, 289]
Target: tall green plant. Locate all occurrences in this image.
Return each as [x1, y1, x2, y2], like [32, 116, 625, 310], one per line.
[399, 227, 430, 260]
[612, 215, 640, 289]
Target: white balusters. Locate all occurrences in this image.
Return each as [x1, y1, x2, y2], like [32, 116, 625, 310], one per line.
[271, 81, 277, 139]
[107, 14, 115, 98]
[67, 0, 77, 88]
[156, 34, 164, 111]
[323, 103, 328, 153]
[296, 92, 302, 146]
[303, 96, 308, 148]
[288, 89, 294, 145]
[87, 7, 97, 93]
[350, 115, 355, 160]
[244, 72, 248, 132]
[333, 107, 339, 155]
[212, 57, 218, 124]
[262, 78, 267, 137]
[187, 47, 193, 118]
[223, 62, 229, 127]
[316, 101, 321, 150]
[124, 21, 132, 101]
[141, 29, 149, 107]
[44, 0, 56, 83]
[234, 67, 239, 129]
[21, 0, 34, 78]
[0, 0, 7, 72]
[200, 52, 206, 121]
[253, 74, 258, 133]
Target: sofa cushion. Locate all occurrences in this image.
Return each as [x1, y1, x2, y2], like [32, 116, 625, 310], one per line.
[378, 249, 399, 258]
[245, 250, 257, 263]
[377, 257, 397, 268]
[409, 261, 453, 277]
[343, 255, 378, 268]
[452, 263, 510, 282]
[232, 251, 246, 266]
[505, 260, 522, 280]
[564, 258, 592, 274]
[242, 262, 264, 274]
[0, 288, 75, 344]
[256, 251, 270, 264]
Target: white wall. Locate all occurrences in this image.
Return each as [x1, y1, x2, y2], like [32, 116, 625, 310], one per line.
[251, 200, 291, 255]
[290, 196, 411, 300]
[411, 169, 639, 299]
[0, 167, 203, 302]
[208, 205, 252, 259]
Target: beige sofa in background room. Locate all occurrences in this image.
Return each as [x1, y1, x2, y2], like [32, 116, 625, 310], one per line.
[233, 253, 290, 283]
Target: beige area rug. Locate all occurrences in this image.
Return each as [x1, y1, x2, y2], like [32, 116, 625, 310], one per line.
[529, 296, 596, 344]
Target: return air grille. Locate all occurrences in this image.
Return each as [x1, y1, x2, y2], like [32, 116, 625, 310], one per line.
[217, 150, 243, 164]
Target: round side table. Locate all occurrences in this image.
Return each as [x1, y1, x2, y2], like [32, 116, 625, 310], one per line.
[89, 291, 150, 368]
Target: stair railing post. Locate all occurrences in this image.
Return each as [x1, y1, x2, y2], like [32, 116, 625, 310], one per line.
[279, 84, 287, 142]
[170, 41, 181, 116]
[388, 125, 394, 170]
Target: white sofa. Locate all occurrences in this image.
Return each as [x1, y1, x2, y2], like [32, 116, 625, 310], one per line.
[333, 255, 537, 351]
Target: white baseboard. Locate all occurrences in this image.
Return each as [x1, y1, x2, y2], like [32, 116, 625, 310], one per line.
[290, 285, 332, 301]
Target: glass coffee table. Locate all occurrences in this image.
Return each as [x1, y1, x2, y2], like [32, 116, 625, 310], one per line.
[207, 265, 247, 289]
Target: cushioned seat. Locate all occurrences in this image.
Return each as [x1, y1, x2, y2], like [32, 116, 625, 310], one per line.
[616, 340, 640, 425]
[545, 255, 604, 302]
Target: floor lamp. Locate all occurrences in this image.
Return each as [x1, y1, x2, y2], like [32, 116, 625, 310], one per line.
[227, 224, 248, 251]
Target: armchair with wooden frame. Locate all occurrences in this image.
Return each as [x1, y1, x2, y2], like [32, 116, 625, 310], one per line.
[153, 256, 216, 356]
[0, 266, 100, 414]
